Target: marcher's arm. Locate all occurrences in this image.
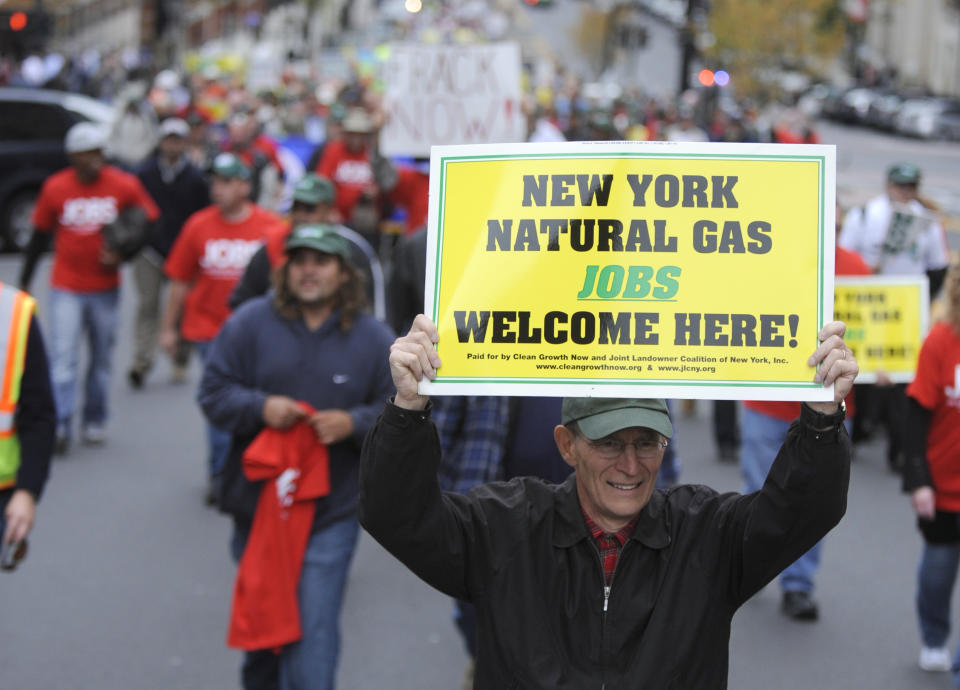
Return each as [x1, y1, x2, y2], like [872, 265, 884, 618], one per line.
[18, 231, 51, 292]
[227, 245, 272, 310]
[12, 318, 55, 499]
[720, 409, 850, 604]
[197, 315, 270, 436]
[927, 267, 947, 300]
[159, 280, 189, 356]
[348, 329, 398, 437]
[359, 315, 487, 599]
[5, 318, 57, 546]
[360, 401, 479, 600]
[720, 322, 856, 603]
[902, 397, 935, 519]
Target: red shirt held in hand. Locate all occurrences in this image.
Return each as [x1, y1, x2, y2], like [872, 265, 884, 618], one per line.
[228, 405, 330, 651]
[32, 166, 159, 292]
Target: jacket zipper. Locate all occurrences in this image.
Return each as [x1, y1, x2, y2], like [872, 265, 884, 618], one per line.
[596, 541, 632, 690]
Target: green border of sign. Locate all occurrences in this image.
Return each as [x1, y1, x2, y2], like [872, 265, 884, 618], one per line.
[431, 151, 827, 390]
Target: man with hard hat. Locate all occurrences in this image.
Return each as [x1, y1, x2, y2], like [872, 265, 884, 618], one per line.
[20, 122, 159, 453]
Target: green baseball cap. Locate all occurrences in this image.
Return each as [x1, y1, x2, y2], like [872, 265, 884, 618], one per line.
[211, 152, 251, 180]
[887, 162, 921, 186]
[562, 398, 673, 440]
[292, 174, 336, 205]
[284, 223, 352, 261]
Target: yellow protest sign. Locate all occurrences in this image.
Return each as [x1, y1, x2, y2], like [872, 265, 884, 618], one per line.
[834, 276, 929, 383]
[422, 141, 836, 400]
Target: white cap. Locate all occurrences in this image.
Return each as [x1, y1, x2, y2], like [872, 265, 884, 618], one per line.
[153, 68, 181, 91]
[64, 122, 108, 154]
[158, 118, 190, 139]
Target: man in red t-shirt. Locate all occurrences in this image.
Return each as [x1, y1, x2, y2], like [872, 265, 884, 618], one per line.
[316, 108, 379, 234]
[161, 152, 283, 502]
[739, 212, 871, 622]
[223, 109, 285, 212]
[19, 122, 159, 453]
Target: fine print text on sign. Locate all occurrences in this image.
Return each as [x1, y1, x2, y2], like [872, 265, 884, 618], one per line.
[422, 141, 836, 400]
[834, 275, 929, 384]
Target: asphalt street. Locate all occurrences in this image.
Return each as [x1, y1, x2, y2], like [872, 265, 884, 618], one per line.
[0, 123, 958, 689]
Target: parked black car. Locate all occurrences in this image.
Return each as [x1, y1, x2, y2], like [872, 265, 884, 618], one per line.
[0, 87, 114, 250]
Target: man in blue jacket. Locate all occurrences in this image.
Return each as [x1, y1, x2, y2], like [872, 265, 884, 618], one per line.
[199, 224, 394, 690]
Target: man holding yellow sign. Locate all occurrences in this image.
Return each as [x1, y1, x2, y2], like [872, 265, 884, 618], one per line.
[359, 315, 856, 688]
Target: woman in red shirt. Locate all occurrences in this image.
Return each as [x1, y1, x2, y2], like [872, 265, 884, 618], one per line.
[903, 263, 960, 676]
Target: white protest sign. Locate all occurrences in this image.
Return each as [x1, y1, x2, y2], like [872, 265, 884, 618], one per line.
[379, 42, 526, 157]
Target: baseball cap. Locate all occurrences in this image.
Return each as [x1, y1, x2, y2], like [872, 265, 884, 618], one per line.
[158, 117, 190, 139]
[562, 398, 674, 440]
[887, 162, 921, 186]
[64, 122, 107, 153]
[284, 223, 352, 261]
[292, 174, 336, 206]
[211, 152, 250, 180]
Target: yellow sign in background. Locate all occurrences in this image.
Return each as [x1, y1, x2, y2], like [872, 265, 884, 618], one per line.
[423, 142, 836, 400]
[834, 276, 929, 383]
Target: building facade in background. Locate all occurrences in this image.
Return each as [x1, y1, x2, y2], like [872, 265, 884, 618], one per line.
[863, 0, 960, 97]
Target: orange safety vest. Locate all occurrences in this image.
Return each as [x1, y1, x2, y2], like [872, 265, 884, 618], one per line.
[0, 283, 35, 489]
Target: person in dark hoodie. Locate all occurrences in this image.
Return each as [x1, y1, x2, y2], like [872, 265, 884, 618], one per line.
[199, 224, 394, 690]
[129, 118, 210, 388]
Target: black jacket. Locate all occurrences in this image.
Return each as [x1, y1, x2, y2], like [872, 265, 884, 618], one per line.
[136, 153, 210, 258]
[360, 402, 850, 689]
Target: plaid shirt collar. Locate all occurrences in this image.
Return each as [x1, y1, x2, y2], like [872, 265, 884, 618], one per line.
[582, 510, 637, 546]
[582, 509, 638, 586]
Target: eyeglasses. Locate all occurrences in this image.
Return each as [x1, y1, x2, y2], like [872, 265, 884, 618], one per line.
[291, 202, 320, 213]
[584, 436, 668, 460]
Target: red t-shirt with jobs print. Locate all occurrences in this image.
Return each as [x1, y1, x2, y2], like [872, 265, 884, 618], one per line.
[165, 204, 282, 342]
[32, 166, 159, 292]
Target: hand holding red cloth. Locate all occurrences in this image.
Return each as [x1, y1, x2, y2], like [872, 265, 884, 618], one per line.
[227, 403, 330, 651]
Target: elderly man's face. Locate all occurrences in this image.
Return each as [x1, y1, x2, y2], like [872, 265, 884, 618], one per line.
[555, 425, 666, 533]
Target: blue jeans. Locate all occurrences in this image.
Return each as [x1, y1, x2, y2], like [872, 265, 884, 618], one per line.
[916, 542, 960, 686]
[231, 517, 361, 690]
[739, 406, 823, 594]
[195, 341, 231, 478]
[48, 288, 119, 431]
